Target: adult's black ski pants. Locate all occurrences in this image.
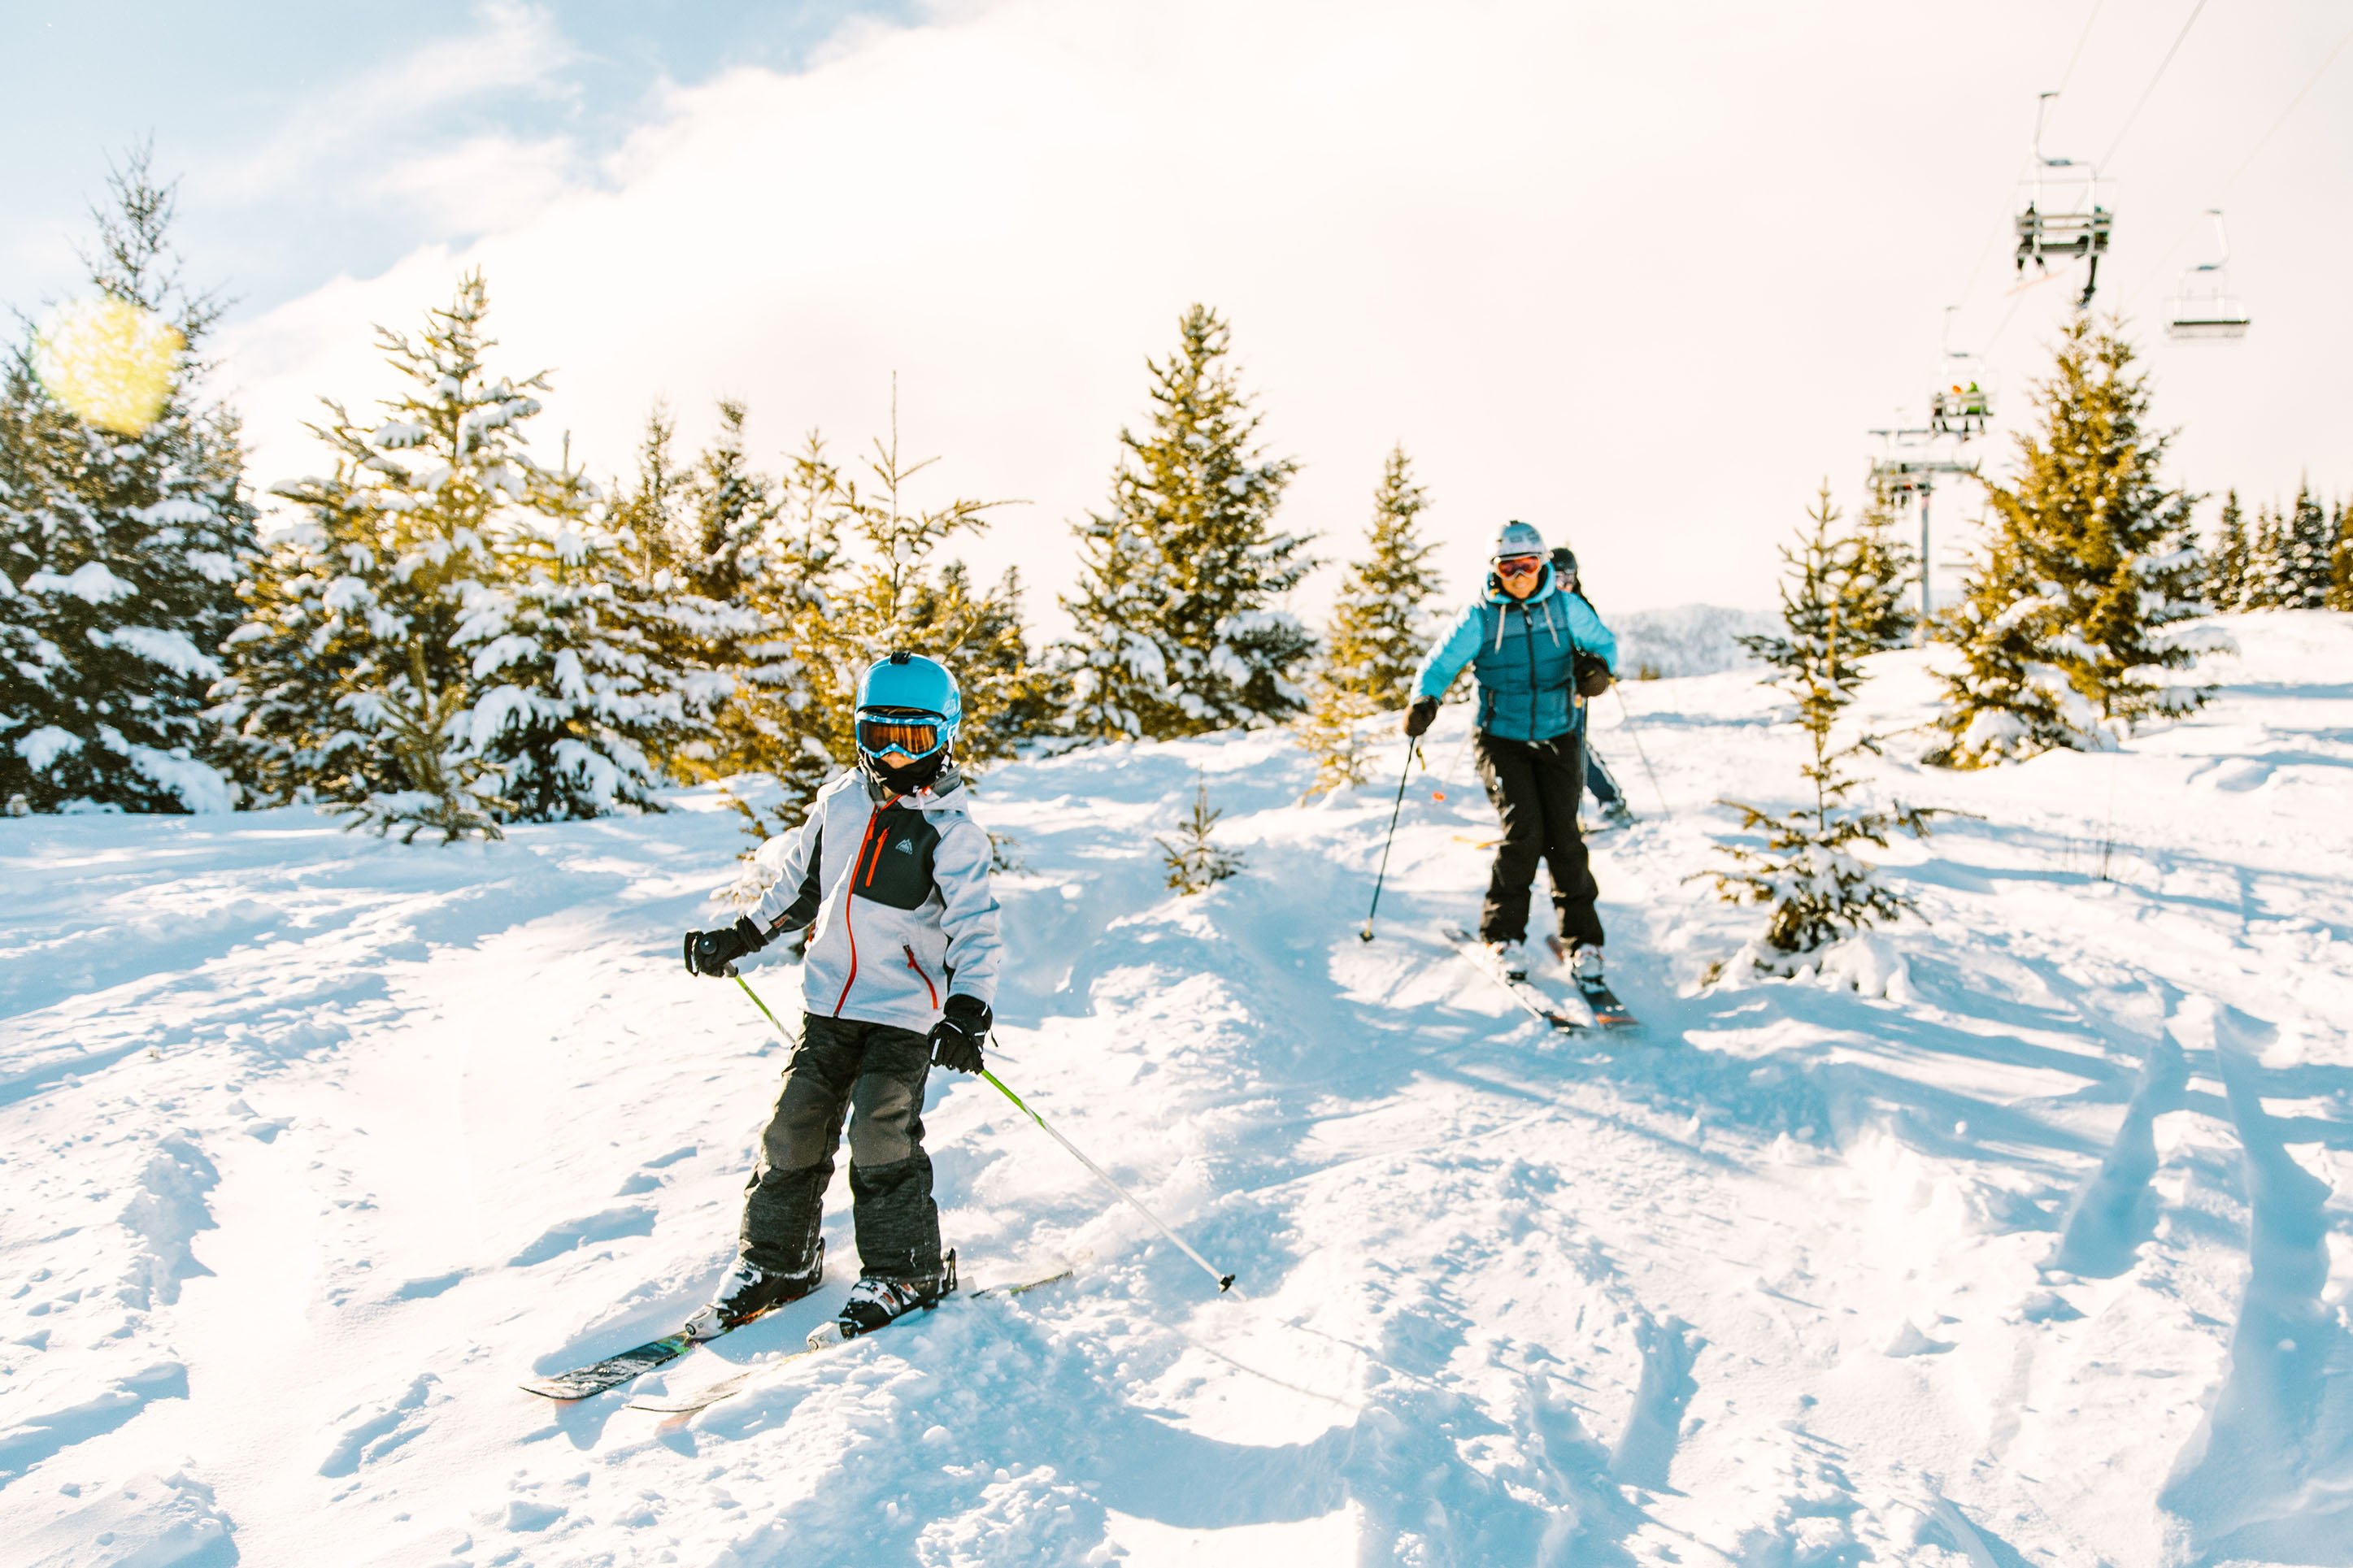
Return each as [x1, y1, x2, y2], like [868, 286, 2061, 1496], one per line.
[739, 1013, 942, 1282]
[1473, 728, 1605, 950]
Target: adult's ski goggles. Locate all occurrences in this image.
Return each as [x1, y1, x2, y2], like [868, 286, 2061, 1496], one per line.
[855, 714, 946, 761]
[1494, 554, 1545, 580]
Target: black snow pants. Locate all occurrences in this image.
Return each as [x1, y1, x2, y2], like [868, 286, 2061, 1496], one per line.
[739, 1013, 942, 1282]
[1473, 728, 1605, 950]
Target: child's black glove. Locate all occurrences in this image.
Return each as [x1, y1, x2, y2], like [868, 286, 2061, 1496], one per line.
[928, 994, 991, 1075]
[1403, 696, 1437, 738]
[684, 915, 768, 978]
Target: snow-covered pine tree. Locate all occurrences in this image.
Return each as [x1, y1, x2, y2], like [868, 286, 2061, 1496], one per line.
[2276, 480, 2335, 608]
[1297, 445, 1442, 797]
[1926, 316, 2213, 768]
[2241, 503, 2288, 610]
[221, 272, 675, 839]
[600, 405, 755, 783]
[1325, 444, 1442, 706]
[1737, 480, 1896, 680]
[0, 149, 254, 814]
[1713, 486, 1934, 964]
[1061, 306, 1311, 740]
[707, 428, 847, 827]
[452, 455, 709, 822]
[1844, 489, 1918, 651]
[2330, 500, 2353, 612]
[821, 407, 1050, 762]
[720, 406, 1051, 841]
[2206, 489, 2249, 611]
[680, 400, 776, 608]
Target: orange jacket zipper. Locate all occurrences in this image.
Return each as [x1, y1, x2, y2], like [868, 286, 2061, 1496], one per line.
[902, 945, 938, 1009]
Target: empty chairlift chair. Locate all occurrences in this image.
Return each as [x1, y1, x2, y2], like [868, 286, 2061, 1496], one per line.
[2165, 210, 2251, 341]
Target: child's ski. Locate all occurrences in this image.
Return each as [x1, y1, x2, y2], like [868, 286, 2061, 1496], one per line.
[625, 1266, 1073, 1416]
[1545, 936, 1642, 1030]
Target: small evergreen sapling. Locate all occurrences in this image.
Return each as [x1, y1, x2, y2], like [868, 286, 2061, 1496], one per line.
[1158, 771, 1243, 893]
[1713, 487, 1935, 965]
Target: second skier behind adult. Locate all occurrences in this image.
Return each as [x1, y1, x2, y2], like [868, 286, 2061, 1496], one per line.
[1404, 520, 1617, 984]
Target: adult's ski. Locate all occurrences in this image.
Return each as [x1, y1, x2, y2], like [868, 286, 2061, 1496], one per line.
[1545, 936, 1641, 1030]
[626, 1265, 1073, 1416]
[1442, 924, 1585, 1033]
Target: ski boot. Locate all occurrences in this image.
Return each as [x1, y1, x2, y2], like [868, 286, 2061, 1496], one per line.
[1485, 938, 1531, 981]
[808, 1251, 957, 1349]
[684, 1242, 824, 1341]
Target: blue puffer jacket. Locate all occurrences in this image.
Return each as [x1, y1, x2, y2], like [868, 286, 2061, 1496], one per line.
[1412, 567, 1618, 744]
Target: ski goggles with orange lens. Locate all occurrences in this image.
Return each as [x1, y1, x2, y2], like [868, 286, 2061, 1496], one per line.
[1494, 554, 1545, 580]
[855, 715, 945, 760]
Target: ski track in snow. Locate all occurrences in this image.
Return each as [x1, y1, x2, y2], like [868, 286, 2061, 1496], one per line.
[1, 611, 2349, 1566]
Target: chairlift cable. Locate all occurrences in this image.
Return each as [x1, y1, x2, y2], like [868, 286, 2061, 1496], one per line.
[2055, 0, 2108, 99]
[2098, 0, 2210, 168]
[2120, 16, 2353, 304]
[1951, 1, 2109, 329]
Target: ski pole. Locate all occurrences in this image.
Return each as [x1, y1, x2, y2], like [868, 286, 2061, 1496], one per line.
[979, 1062, 1237, 1294]
[1359, 737, 1420, 942]
[1611, 686, 1672, 820]
[726, 974, 1237, 1295]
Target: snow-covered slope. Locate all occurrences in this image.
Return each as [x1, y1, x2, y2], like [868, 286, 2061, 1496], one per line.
[3, 614, 2349, 1567]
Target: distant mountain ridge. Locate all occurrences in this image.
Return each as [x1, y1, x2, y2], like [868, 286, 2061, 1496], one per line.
[1601, 602, 1777, 678]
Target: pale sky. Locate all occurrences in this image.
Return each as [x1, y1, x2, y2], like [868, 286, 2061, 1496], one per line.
[7, 0, 2350, 631]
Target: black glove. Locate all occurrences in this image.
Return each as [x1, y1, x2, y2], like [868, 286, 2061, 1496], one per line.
[1403, 696, 1438, 738]
[1572, 650, 1613, 699]
[684, 915, 768, 979]
[927, 994, 990, 1075]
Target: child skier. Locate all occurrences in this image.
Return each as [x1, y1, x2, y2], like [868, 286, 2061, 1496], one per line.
[1404, 522, 1618, 981]
[679, 651, 1000, 1343]
[1550, 545, 1635, 830]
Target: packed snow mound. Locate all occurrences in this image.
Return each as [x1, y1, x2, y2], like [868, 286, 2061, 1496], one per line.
[1, 610, 2349, 1566]
[1605, 602, 1776, 678]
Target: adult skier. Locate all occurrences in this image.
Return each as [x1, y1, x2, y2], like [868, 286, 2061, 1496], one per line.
[678, 651, 1000, 1343]
[1405, 522, 1617, 981]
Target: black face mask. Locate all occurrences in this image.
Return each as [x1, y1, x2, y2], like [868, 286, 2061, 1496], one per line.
[862, 746, 949, 794]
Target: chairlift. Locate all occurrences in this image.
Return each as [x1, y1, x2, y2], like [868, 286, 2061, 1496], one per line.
[2164, 210, 2251, 341]
[2014, 93, 2113, 306]
[1929, 307, 1994, 440]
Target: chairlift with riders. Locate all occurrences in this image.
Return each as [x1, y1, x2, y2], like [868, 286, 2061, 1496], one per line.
[2014, 93, 2112, 306]
[1929, 307, 1994, 441]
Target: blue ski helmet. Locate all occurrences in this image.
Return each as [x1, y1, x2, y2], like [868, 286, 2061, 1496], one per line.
[1493, 519, 1546, 560]
[853, 651, 962, 788]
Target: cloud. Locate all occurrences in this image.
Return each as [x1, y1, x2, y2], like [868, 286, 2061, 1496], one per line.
[190, 0, 581, 213]
[215, 0, 2353, 632]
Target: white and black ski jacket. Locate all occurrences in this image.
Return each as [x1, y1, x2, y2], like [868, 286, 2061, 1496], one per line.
[745, 768, 1002, 1035]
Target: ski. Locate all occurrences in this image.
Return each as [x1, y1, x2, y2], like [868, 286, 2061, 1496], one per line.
[1546, 936, 1642, 1029]
[521, 1328, 712, 1402]
[1442, 924, 1585, 1032]
[520, 1269, 828, 1401]
[625, 1266, 1073, 1416]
